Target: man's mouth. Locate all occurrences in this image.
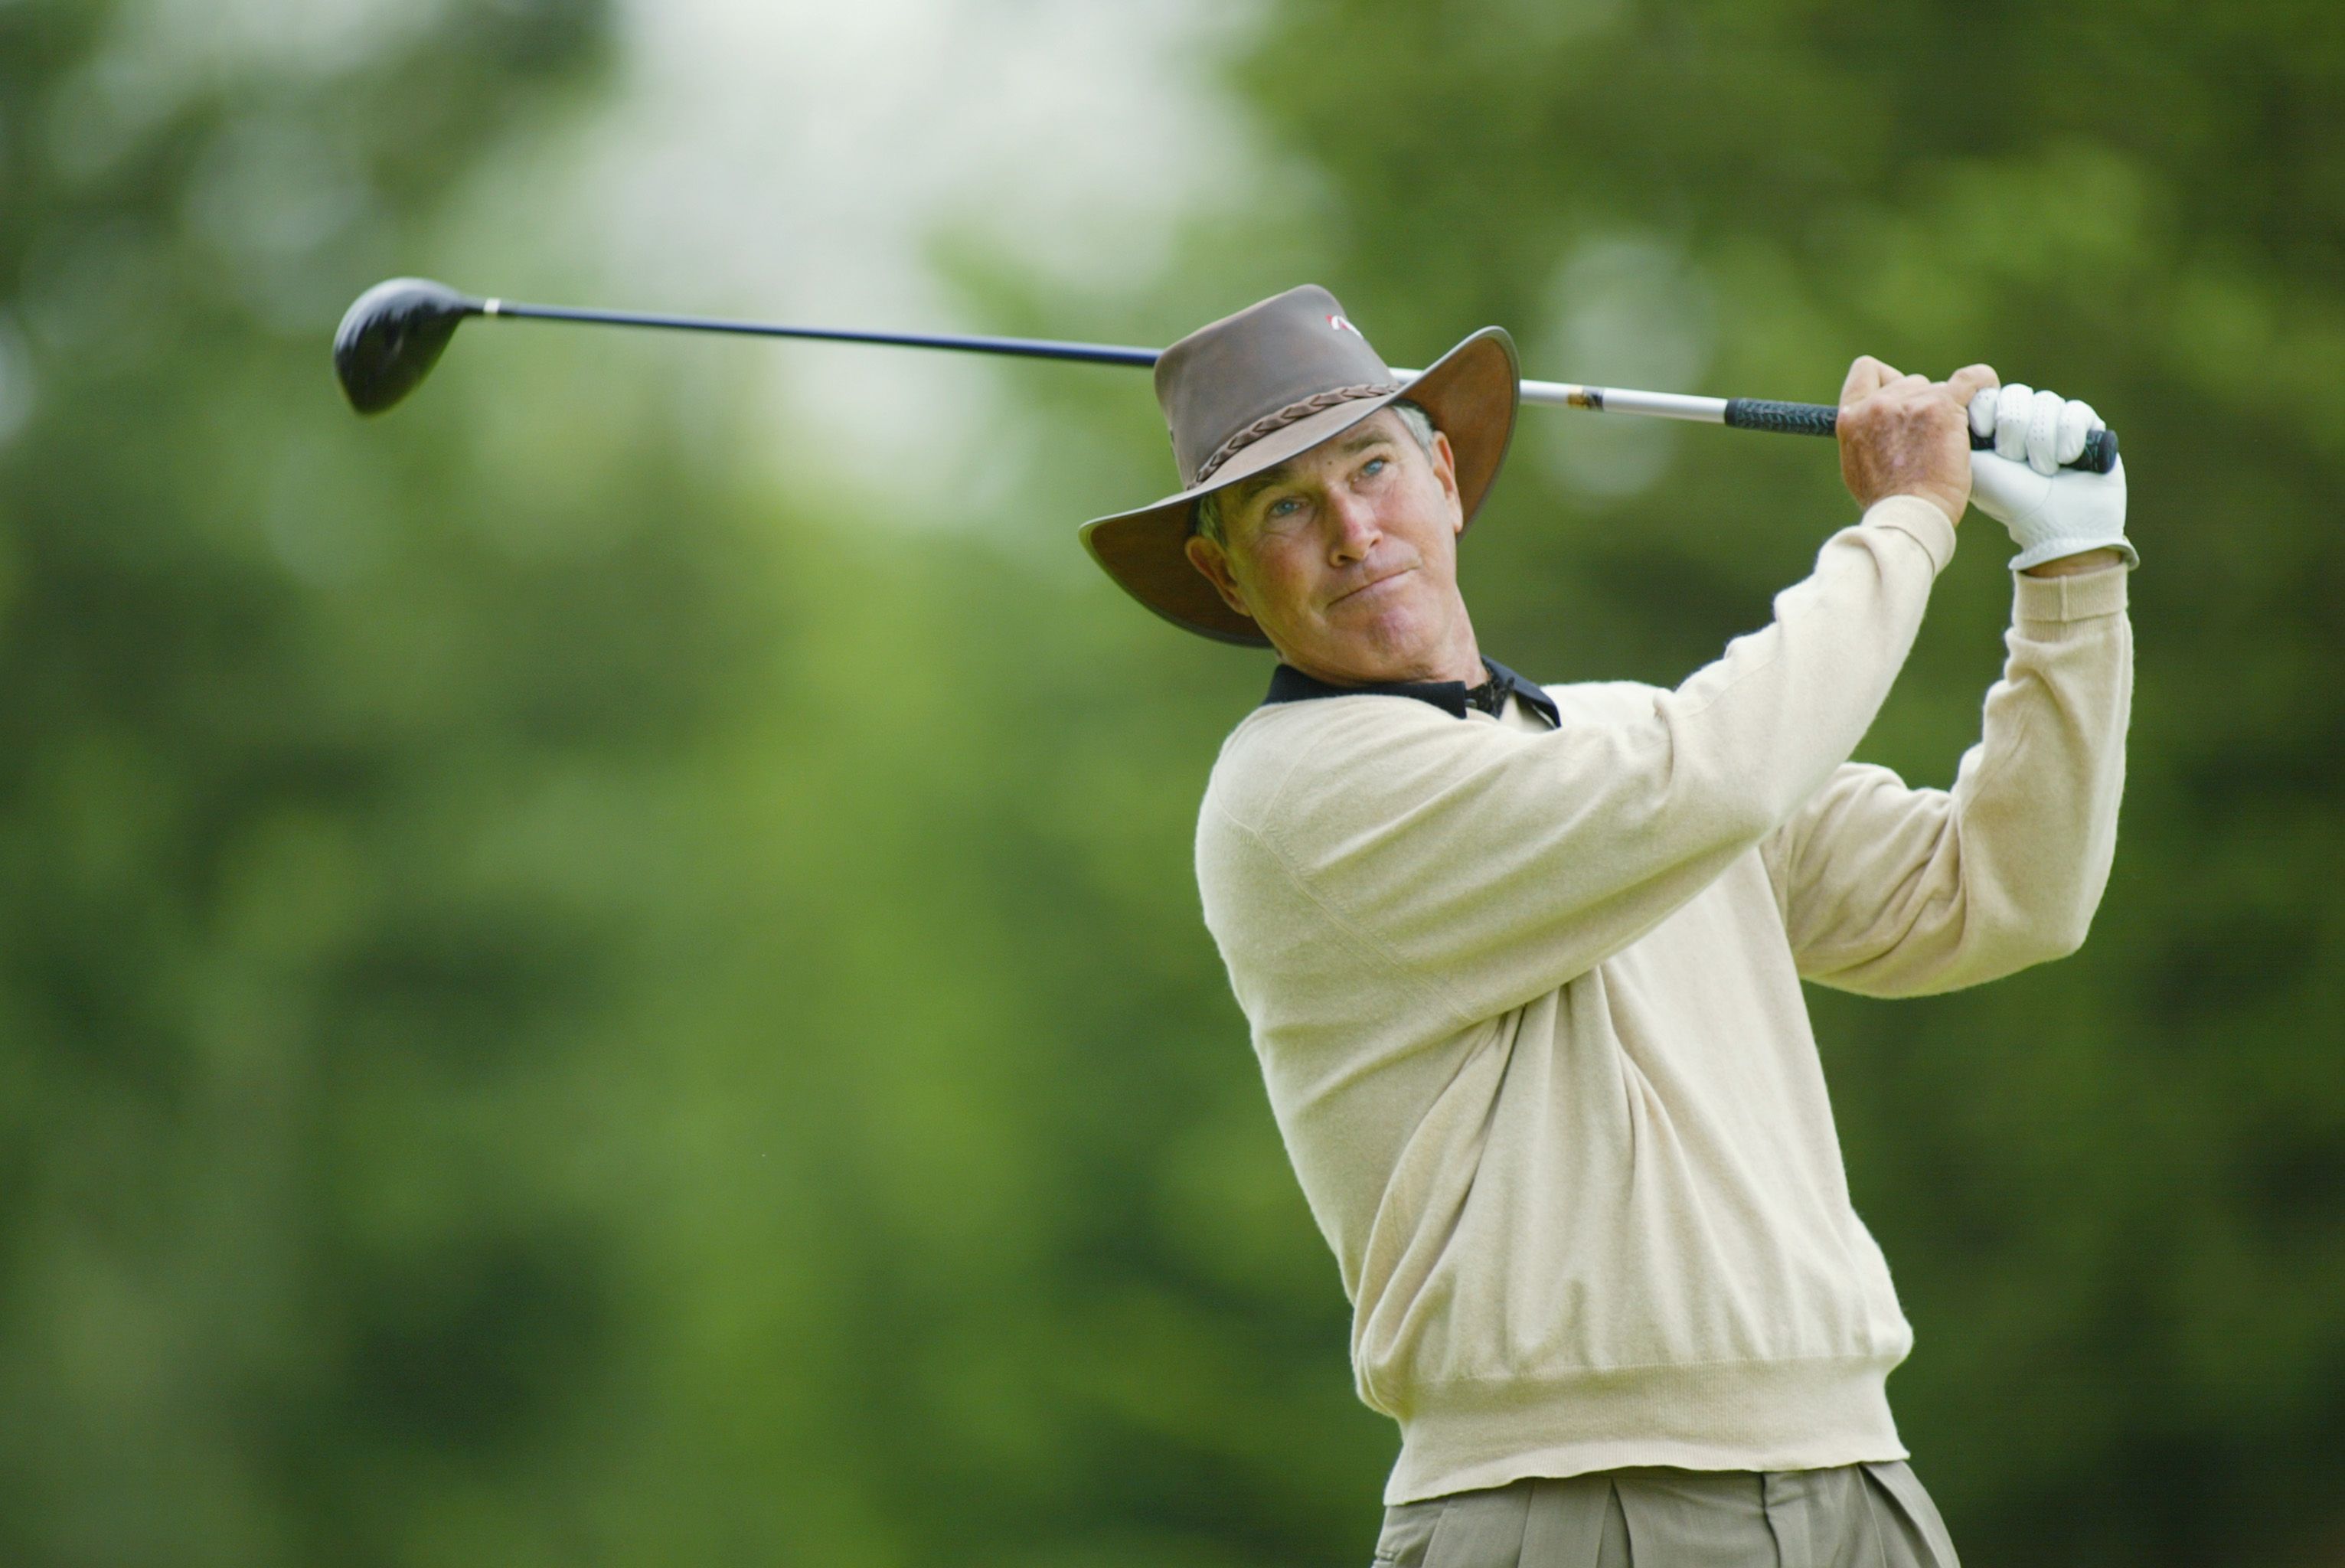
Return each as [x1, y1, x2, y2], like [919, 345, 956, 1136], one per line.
[1330, 567, 1413, 607]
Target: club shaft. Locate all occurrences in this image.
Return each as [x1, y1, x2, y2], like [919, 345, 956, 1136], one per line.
[484, 302, 1735, 403]
[1443, 374, 2118, 472]
[475, 298, 2116, 471]
[482, 299, 1159, 368]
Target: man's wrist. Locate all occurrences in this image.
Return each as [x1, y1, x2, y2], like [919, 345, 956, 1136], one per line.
[2020, 546, 2128, 579]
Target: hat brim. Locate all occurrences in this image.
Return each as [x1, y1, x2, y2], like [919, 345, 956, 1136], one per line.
[1079, 327, 1521, 647]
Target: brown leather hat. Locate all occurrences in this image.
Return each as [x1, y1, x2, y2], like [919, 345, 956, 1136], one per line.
[1079, 286, 1519, 645]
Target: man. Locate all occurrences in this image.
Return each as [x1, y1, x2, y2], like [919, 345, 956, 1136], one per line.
[1078, 287, 2133, 1566]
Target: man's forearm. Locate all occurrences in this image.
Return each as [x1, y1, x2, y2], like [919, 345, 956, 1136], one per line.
[1763, 561, 2132, 994]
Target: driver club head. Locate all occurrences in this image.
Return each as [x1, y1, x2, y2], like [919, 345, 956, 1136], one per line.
[333, 277, 485, 413]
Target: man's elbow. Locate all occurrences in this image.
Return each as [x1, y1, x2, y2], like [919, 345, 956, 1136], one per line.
[2036, 908, 2095, 964]
[2008, 887, 2103, 968]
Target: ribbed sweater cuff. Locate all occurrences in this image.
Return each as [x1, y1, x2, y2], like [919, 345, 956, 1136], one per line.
[1385, 1354, 1909, 1505]
[2014, 563, 2129, 625]
[1860, 495, 1958, 574]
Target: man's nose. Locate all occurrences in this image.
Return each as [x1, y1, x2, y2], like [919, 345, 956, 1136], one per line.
[1324, 490, 1382, 563]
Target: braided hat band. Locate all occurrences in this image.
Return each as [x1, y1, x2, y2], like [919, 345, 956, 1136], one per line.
[1190, 381, 1406, 487]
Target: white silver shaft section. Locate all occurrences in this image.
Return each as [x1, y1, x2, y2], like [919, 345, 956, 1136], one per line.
[1567, 384, 1728, 420]
[1390, 373, 1729, 422]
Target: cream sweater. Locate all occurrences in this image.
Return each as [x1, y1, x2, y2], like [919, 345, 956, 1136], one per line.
[1194, 497, 2132, 1504]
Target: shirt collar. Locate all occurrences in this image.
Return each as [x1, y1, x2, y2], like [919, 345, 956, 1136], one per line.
[1263, 656, 1560, 729]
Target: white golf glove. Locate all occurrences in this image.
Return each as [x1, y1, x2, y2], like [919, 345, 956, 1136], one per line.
[1966, 384, 2136, 573]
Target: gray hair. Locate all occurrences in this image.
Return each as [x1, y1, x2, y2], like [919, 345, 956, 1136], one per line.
[1191, 398, 1437, 546]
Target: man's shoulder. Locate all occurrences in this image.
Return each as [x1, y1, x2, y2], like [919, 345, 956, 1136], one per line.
[1199, 694, 1445, 831]
[1202, 676, 1664, 831]
[1206, 693, 1452, 813]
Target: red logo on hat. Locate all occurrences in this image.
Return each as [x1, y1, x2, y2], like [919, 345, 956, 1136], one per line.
[1328, 314, 1360, 335]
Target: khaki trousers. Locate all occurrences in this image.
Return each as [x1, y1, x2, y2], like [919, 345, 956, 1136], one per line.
[1373, 1463, 1960, 1568]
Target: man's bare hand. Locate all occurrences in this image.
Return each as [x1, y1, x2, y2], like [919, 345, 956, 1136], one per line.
[1837, 358, 2000, 524]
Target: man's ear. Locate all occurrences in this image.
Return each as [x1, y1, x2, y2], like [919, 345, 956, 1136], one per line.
[1430, 430, 1465, 534]
[1184, 534, 1253, 616]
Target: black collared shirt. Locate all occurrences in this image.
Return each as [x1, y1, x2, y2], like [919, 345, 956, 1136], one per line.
[1264, 657, 1561, 729]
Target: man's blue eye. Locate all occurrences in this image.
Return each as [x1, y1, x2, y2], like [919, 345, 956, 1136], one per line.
[1269, 498, 1301, 517]
[1364, 458, 1387, 476]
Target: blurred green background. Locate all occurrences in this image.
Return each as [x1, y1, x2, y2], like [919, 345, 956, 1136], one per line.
[2, 0, 2340, 1563]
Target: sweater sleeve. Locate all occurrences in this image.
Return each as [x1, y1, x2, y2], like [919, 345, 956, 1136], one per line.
[1226, 497, 1956, 1026]
[1759, 565, 2133, 995]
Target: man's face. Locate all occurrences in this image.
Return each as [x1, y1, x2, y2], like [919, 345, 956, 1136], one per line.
[1183, 408, 1478, 686]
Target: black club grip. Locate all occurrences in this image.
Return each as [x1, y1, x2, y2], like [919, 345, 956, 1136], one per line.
[1722, 398, 1840, 438]
[1723, 397, 2118, 473]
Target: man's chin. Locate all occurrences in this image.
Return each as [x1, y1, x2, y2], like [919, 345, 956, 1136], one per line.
[1298, 606, 1454, 682]
[1326, 579, 1438, 639]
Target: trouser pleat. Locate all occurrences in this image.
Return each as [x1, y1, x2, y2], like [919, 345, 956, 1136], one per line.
[1859, 1462, 1961, 1568]
[1519, 1475, 1622, 1567]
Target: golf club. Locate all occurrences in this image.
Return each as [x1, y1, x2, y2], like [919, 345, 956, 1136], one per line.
[333, 277, 2119, 473]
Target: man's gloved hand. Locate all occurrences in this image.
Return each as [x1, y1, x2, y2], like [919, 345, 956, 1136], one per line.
[1966, 384, 2137, 573]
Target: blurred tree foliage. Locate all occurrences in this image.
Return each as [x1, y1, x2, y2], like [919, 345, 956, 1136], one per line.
[0, 0, 744, 1560]
[0, 2, 1366, 1564]
[0, 0, 2340, 1566]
